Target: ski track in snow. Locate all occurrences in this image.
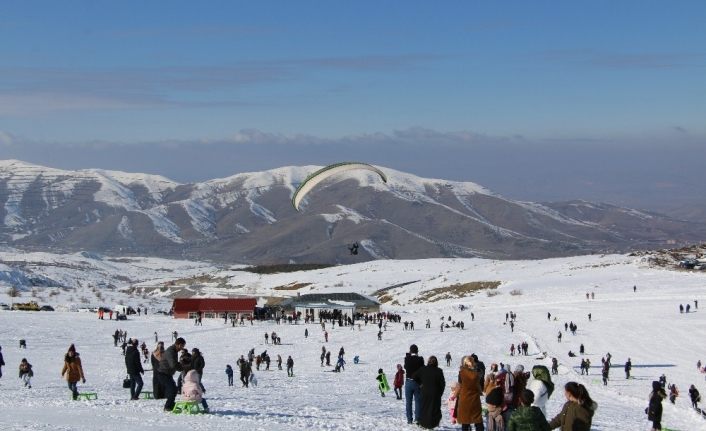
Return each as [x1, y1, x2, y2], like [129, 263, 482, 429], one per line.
[0, 253, 704, 430]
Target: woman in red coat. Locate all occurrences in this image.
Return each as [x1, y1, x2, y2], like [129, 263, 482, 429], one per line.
[457, 355, 484, 431]
[393, 363, 405, 400]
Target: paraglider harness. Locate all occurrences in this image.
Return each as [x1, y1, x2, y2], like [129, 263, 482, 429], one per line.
[348, 242, 359, 255]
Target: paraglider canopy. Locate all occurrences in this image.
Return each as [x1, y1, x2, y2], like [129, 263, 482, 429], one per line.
[291, 162, 387, 211]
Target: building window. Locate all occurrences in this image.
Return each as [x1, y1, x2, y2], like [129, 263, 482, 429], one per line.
[204, 312, 215, 319]
[188, 312, 197, 319]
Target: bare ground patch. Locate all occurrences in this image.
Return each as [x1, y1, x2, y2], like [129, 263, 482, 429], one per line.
[412, 281, 501, 303]
[273, 282, 312, 291]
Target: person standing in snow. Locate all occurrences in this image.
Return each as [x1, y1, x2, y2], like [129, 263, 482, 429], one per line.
[551, 358, 558, 375]
[239, 359, 251, 387]
[225, 364, 233, 386]
[668, 384, 679, 404]
[0, 345, 4, 379]
[689, 385, 701, 409]
[548, 382, 596, 431]
[61, 344, 85, 400]
[412, 355, 445, 429]
[191, 348, 206, 391]
[286, 356, 294, 377]
[125, 339, 144, 400]
[404, 344, 425, 425]
[601, 362, 609, 386]
[528, 365, 554, 417]
[151, 342, 165, 399]
[445, 352, 452, 367]
[19, 358, 33, 388]
[393, 364, 405, 400]
[456, 355, 483, 431]
[624, 358, 632, 379]
[157, 337, 185, 411]
[647, 380, 666, 431]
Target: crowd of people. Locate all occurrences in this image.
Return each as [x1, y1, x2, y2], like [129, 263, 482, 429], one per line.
[1, 291, 704, 430]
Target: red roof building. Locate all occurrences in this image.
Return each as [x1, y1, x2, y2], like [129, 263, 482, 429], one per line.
[171, 297, 257, 319]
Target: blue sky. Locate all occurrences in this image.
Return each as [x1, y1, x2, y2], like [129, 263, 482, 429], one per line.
[0, 1, 705, 212]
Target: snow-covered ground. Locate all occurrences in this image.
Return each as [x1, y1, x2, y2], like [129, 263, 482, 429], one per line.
[0, 253, 705, 430]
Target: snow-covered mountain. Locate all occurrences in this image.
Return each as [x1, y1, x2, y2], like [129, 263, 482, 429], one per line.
[1, 159, 703, 264]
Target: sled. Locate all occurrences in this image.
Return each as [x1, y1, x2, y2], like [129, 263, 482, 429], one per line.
[75, 392, 98, 401]
[172, 401, 207, 414]
[140, 391, 154, 399]
[378, 374, 391, 392]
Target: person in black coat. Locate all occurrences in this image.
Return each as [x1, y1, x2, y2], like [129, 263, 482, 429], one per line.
[0, 345, 5, 379]
[647, 381, 666, 431]
[191, 348, 206, 391]
[404, 344, 425, 424]
[125, 339, 144, 400]
[412, 356, 446, 429]
[150, 342, 165, 399]
[689, 385, 701, 409]
[157, 337, 185, 411]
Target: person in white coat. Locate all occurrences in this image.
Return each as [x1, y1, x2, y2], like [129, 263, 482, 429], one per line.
[527, 365, 554, 417]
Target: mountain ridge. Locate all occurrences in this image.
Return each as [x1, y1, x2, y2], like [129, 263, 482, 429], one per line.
[1, 159, 704, 263]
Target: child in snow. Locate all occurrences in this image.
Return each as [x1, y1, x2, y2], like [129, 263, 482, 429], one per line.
[376, 368, 390, 397]
[19, 358, 33, 388]
[393, 364, 404, 400]
[668, 384, 679, 404]
[181, 369, 209, 412]
[447, 381, 459, 424]
[225, 365, 234, 386]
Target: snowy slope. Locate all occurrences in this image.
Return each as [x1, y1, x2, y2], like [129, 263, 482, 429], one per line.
[0, 251, 704, 430]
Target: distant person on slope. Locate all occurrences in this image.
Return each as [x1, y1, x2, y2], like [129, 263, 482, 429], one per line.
[0, 345, 4, 379]
[61, 344, 85, 400]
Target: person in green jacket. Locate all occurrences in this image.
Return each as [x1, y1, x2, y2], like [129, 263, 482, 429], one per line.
[549, 382, 597, 431]
[508, 389, 550, 431]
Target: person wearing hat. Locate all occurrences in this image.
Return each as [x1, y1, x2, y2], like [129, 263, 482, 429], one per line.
[61, 344, 85, 400]
[527, 365, 554, 417]
[125, 338, 144, 400]
[157, 337, 186, 411]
